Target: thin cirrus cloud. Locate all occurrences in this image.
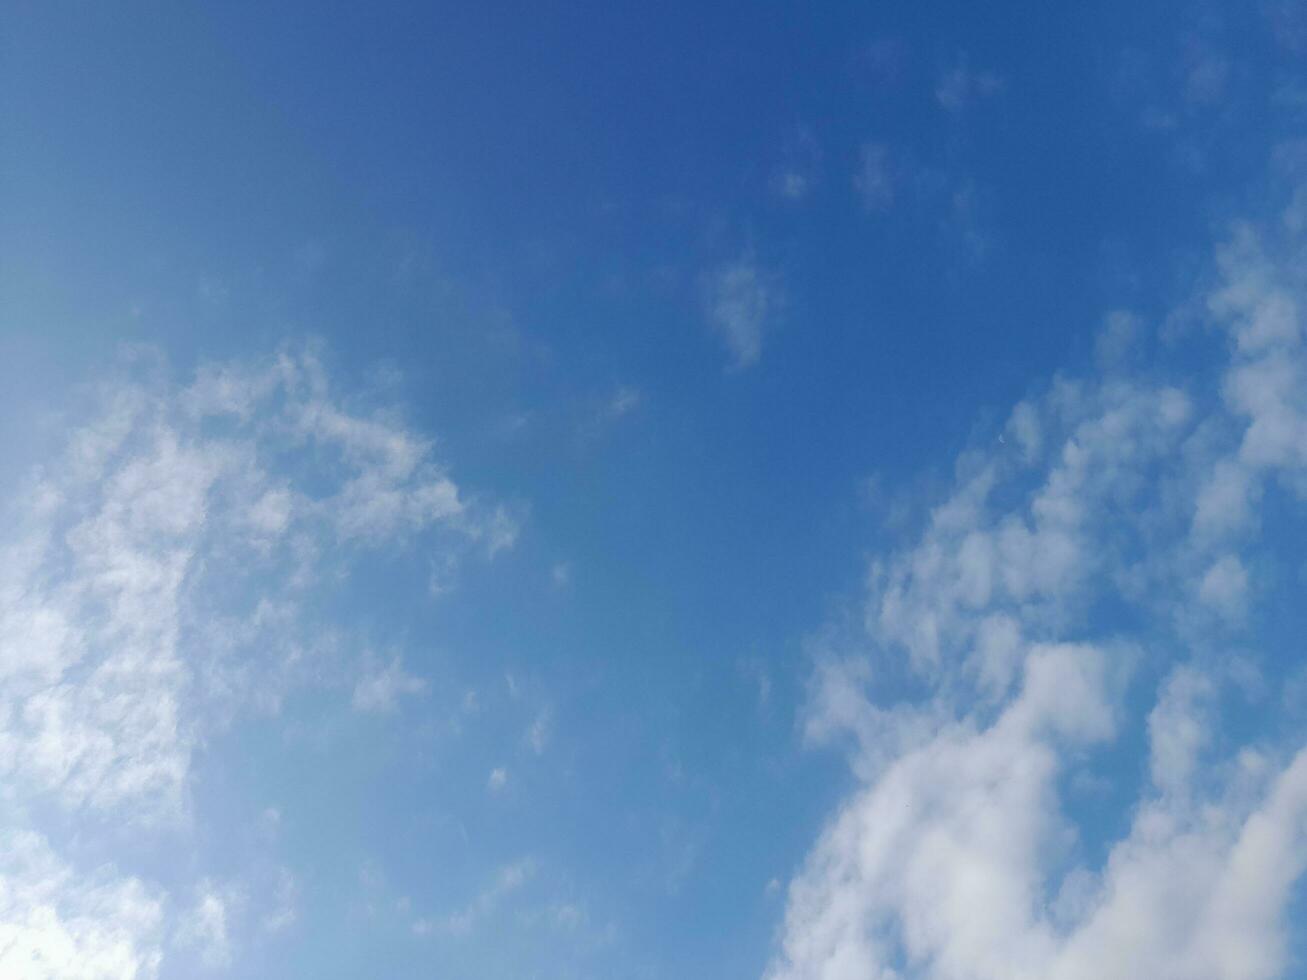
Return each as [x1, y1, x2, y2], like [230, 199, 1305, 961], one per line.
[577, 384, 643, 445]
[704, 256, 778, 370]
[935, 58, 1003, 113]
[352, 656, 429, 714]
[771, 127, 822, 203]
[415, 859, 535, 938]
[765, 188, 1307, 979]
[0, 346, 514, 974]
[854, 142, 896, 213]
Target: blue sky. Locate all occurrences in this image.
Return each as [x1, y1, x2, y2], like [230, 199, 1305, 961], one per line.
[4, 2, 1307, 978]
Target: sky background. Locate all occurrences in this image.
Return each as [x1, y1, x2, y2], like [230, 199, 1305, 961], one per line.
[4, 2, 1307, 978]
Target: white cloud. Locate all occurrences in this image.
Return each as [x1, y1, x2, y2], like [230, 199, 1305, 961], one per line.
[1181, 35, 1229, 107]
[261, 868, 298, 934]
[774, 171, 811, 201]
[854, 143, 895, 213]
[578, 385, 642, 443]
[767, 188, 1307, 979]
[526, 709, 552, 754]
[0, 348, 506, 813]
[739, 656, 773, 710]
[1094, 310, 1144, 368]
[772, 127, 821, 203]
[550, 561, 572, 589]
[352, 656, 428, 714]
[0, 830, 163, 980]
[548, 901, 586, 930]
[1146, 666, 1213, 799]
[935, 58, 1003, 113]
[174, 882, 236, 969]
[487, 767, 509, 792]
[479, 504, 521, 557]
[0, 346, 511, 974]
[1197, 554, 1249, 620]
[705, 257, 777, 370]
[429, 860, 534, 937]
[1267, 1, 1307, 51]
[779, 643, 1307, 980]
[607, 384, 642, 420]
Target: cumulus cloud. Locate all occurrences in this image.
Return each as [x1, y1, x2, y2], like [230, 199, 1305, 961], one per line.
[767, 185, 1307, 979]
[705, 257, 777, 370]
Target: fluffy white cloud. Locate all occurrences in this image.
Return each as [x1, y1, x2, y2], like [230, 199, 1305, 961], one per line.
[768, 190, 1307, 979]
[0, 831, 162, 980]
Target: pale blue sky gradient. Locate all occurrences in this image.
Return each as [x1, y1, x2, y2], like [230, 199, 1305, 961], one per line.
[4, 3, 1307, 978]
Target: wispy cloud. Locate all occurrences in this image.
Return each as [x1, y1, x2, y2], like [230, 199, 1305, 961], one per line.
[1266, 0, 1307, 53]
[935, 56, 1003, 113]
[549, 561, 572, 590]
[607, 384, 642, 419]
[705, 256, 778, 370]
[854, 142, 896, 212]
[773, 171, 812, 202]
[352, 656, 428, 713]
[771, 126, 822, 203]
[0, 345, 512, 974]
[175, 881, 239, 969]
[578, 384, 643, 444]
[1181, 34, 1230, 107]
[856, 37, 911, 89]
[262, 868, 299, 934]
[526, 708, 552, 754]
[417, 859, 535, 937]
